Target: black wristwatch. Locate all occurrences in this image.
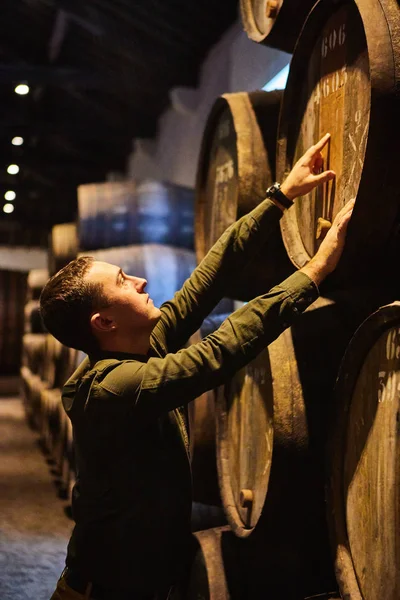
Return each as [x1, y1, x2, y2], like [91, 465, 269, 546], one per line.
[265, 182, 293, 209]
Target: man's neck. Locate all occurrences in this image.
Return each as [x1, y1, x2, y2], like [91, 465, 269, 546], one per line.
[98, 332, 151, 356]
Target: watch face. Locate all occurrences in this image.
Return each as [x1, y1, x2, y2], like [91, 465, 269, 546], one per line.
[269, 184, 279, 195]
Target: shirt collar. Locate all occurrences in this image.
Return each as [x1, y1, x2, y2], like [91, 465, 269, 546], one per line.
[89, 349, 149, 364]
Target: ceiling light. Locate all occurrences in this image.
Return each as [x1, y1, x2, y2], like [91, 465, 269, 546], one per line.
[12, 136, 24, 146]
[15, 84, 30, 95]
[7, 164, 19, 175]
[3, 203, 14, 214]
[4, 191, 16, 201]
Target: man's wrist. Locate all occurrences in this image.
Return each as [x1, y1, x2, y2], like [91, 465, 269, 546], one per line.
[300, 257, 331, 287]
[265, 182, 294, 209]
[269, 197, 288, 213]
[280, 181, 296, 201]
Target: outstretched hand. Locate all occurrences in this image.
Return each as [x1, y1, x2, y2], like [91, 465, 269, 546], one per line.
[281, 133, 336, 201]
[300, 198, 355, 285]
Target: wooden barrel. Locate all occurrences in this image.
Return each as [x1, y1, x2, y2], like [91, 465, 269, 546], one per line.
[240, 0, 317, 53]
[41, 335, 63, 389]
[133, 181, 194, 250]
[195, 91, 294, 301]
[276, 0, 400, 285]
[78, 180, 194, 251]
[59, 350, 86, 499]
[41, 387, 62, 457]
[80, 244, 196, 308]
[20, 365, 35, 427]
[327, 302, 400, 600]
[215, 290, 396, 597]
[24, 300, 45, 334]
[40, 336, 78, 391]
[48, 222, 79, 276]
[41, 345, 79, 458]
[189, 387, 221, 507]
[103, 182, 137, 249]
[20, 364, 30, 409]
[26, 268, 49, 302]
[20, 334, 47, 424]
[77, 181, 116, 250]
[21, 333, 47, 373]
[0, 270, 28, 375]
[20, 367, 48, 431]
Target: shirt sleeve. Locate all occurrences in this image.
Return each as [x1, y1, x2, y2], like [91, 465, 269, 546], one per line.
[97, 271, 318, 420]
[150, 198, 283, 355]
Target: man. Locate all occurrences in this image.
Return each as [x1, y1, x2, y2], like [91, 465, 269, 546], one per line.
[42, 134, 353, 600]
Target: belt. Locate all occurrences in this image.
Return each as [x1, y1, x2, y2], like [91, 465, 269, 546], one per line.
[63, 567, 169, 600]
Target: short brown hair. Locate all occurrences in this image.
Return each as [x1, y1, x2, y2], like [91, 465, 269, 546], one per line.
[40, 256, 110, 353]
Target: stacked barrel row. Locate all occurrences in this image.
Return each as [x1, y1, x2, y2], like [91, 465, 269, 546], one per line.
[185, 0, 400, 598]
[21, 269, 84, 498]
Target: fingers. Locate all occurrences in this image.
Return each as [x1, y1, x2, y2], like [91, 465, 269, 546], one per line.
[336, 209, 353, 234]
[312, 133, 331, 154]
[339, 205, 354, 223]
[306, 133, 331, 158]
[313, 155, 324, 172]
[334, 200, 355, 231]
[336, 198, 355, 219]
[311, 169, 336, 185]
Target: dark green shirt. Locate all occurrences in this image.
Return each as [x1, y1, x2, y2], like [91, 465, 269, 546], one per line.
[62, 199, 318, 593]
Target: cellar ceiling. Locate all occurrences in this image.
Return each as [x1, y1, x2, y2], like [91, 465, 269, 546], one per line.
[0, 0, 238, 243]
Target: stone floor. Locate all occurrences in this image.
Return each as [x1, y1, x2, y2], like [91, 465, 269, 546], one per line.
[0, 396, 72, 600]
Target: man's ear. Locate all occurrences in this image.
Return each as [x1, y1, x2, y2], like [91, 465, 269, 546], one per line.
[90, 312, 117, 334]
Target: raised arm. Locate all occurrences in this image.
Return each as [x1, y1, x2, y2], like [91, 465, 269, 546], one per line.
[150, 197, 283, 355]
[99, 270, 319, 419]
[96, 196, 354, 420]
[151, 133, 336, 355]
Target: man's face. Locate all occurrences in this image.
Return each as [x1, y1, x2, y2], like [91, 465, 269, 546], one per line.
[86, 261, 162, 334]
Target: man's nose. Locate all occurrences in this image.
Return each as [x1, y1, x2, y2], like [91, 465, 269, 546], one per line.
[133, 277, 147, 292]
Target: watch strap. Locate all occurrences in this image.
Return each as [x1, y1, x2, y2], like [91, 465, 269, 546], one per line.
[266, 182, 293, 210]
